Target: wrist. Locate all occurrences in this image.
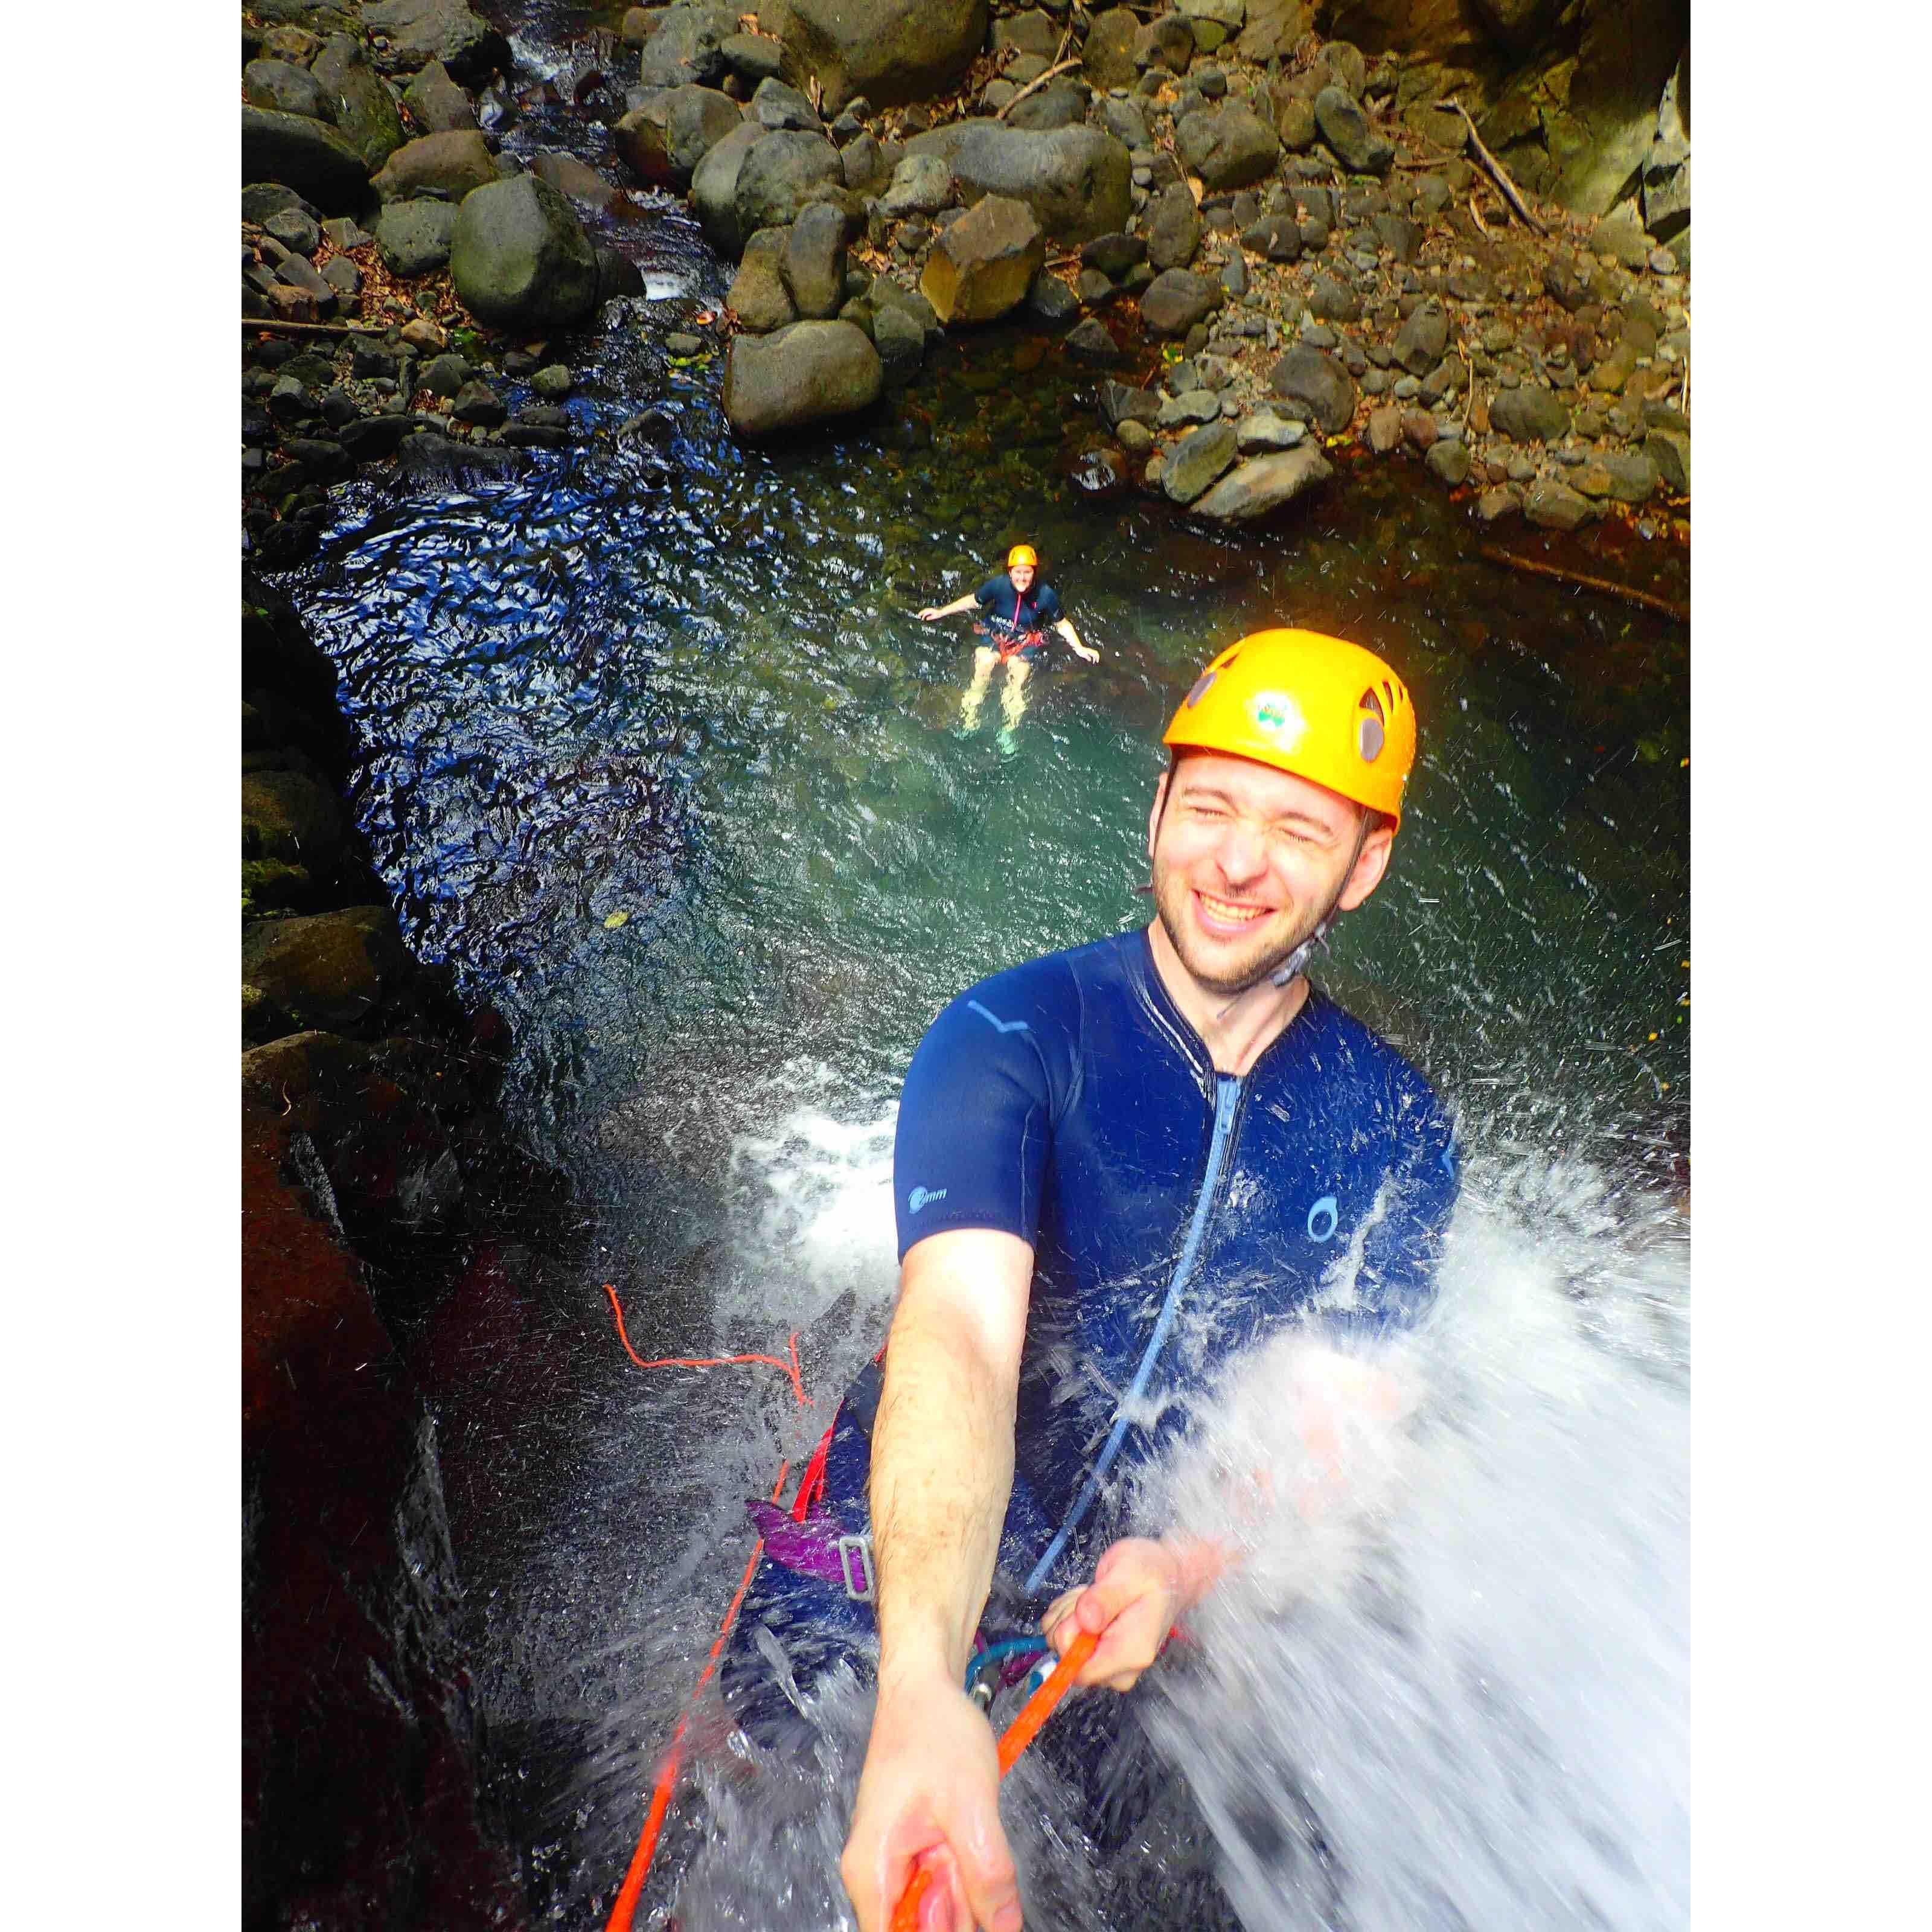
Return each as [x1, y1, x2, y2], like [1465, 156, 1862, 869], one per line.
[1162, 1535, 1229, 1610]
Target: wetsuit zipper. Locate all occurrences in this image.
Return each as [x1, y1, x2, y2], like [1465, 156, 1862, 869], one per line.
[1023, 1070, 1246, 1595]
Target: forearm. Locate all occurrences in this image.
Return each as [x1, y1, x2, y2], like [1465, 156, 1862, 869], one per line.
[931, 593, 979, 619]
[1054, 618, 1084, 648]
[870, 1300, 1017, 1686]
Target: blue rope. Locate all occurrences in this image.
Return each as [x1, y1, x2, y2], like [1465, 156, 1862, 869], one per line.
[1023, 1074, 1243, 1596]
[965, 1637, 1048, 1694]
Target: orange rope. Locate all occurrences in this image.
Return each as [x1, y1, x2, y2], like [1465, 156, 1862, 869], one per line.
[604, 1284, 812, 1408]
[889, 1629, 1101, 1931]
[604, 1460, 793, 1932]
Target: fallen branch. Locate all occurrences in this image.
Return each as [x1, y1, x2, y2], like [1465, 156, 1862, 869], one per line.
[242, 315, 390, 336]
[1479, 546, 1687, 622]
[1443, 98, 1547, 237]
[997, 54, 1081, 121]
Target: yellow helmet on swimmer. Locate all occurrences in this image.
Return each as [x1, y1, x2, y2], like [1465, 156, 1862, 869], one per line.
[1163, 629, 1419, 828]
[1006, 543, 1038, 570]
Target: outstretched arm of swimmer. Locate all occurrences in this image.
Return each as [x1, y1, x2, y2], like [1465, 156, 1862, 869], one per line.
[918, 593, 982, 622]
[1051, 617, 1099, 664]
[842, 1228, 1033, 1932]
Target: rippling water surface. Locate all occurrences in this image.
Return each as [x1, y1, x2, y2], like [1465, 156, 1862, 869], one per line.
[279, 18, 1689, 1921]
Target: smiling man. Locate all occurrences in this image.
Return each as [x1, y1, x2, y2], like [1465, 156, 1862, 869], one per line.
[721, 630, 1459, 1930]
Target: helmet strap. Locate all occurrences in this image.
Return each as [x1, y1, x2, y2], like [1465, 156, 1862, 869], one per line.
[1265, 808, 1373, 990]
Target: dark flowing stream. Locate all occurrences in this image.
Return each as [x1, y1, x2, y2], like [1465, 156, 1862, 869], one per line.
[271, 10, 1689, 1924]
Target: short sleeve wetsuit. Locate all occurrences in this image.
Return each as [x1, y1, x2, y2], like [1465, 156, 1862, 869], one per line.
[720, 928, 1459, 1743]
[974, 572, 1064, 659]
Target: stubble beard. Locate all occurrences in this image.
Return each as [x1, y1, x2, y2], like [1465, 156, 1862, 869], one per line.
[1151, 861, 1328, 997]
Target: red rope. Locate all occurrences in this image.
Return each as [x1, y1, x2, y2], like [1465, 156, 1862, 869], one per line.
[604, 1284, 813, 1409]
[603, 1460, 792, 1932]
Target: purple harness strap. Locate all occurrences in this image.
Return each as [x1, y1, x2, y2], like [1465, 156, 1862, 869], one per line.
[746, 1498, 874, 1601]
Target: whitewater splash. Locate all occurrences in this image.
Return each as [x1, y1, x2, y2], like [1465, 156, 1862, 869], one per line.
[627, 1111, 1687, 1931]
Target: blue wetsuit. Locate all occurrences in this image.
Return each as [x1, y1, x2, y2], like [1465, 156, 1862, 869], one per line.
[722, 928, 1457, 1739]
[974, 572, 1063, 658]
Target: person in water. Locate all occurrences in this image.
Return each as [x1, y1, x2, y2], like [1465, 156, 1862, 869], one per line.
[720, 630, 1459, 1930]
[918, 543, 1098, 747]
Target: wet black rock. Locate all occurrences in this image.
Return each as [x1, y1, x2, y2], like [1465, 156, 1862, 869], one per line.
[1065, 317, 1124, 363]
[872, 301, 927, 384]
[361, 0, 510, 86]
[243, 108, 371, 212]
[1026, 272, 1081, 324]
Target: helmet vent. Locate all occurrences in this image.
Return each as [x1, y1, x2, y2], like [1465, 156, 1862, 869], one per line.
[1357, 687, 1386, 762]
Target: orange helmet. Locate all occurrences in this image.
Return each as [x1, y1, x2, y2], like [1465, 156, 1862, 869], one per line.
[1006, 543, 1038, 569]
[1163, 629, 1418, 827]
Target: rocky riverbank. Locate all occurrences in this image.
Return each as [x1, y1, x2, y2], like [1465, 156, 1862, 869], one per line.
[242, 1, 1689, 549]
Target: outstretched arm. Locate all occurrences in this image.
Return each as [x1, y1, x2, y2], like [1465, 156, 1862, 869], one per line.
[841, 1229, 1033, 1932]
[918, 593, 981, 622]
[1052, 617, 1098, 663]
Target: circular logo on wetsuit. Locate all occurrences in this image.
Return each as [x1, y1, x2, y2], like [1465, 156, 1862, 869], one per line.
[1247, 689, 1309, 752]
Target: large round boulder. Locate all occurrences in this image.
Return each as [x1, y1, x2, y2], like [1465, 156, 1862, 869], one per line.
[359, 0, 509, 86]
[1268, 342, 1357, 433]
[1175, 103, 1280, 190]
[242, 107, 371, 213]
[614, 85, 744, 188]
[1313, 83, 1393, 174]
[638, 5, 743, 88]
[1083, 8, 1144, 89]
[783, 200, 851, 319]
[1192, 443, 1333, 519]
[920, 193, 1044, 324]
[371, 129, 497, 204]
[449, 174, 601, 330]
[781, 0, 988, 113]
[245, 59, 332, 121]
[723, 319, 883, 437]
[1140, 268, 1218, 337]
[734, 129, 845, 238]
[241, 907, 408, 1038]
[691, 119, 767, 255]
[311, 36, 406, 173]
[903, 120, 1131, 243]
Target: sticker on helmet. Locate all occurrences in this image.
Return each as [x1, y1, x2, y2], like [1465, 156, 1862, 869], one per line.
[1247, 690, 1308, 750]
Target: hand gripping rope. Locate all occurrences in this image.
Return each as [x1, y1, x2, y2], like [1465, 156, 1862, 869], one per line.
[889, 1628, 1102, 1931]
